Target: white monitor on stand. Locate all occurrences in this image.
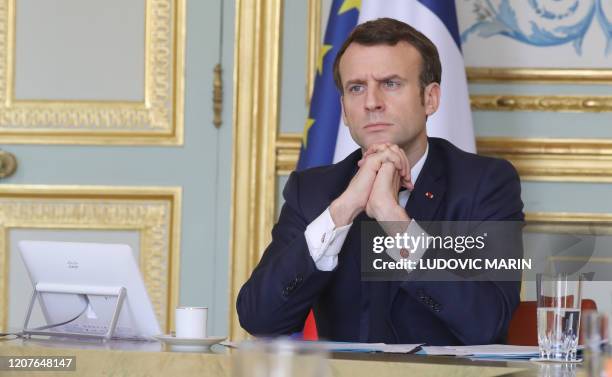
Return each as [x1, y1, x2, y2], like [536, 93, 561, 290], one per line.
[18, 240, 161, 340]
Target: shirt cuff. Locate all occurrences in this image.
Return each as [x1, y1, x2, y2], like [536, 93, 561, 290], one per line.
[304, 208, 352, 271]
[385, 219, 430, 273]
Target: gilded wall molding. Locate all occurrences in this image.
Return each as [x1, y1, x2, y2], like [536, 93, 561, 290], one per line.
[276, 133, 612, 182]
[0, 185, 181, 333]
[230, 0, 282, 341]
[467, 68, 612, 84]
[525, 212, 612, 236]
[276, 133, 301, 175]
[470, 95, 612, 112]
[305, 0, 321, 105]
[478, 138, 612, 183]
[0, 0, 185, 145]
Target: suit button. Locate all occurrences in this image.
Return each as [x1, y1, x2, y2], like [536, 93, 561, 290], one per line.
[295, 275, 303, 284]
[282, 287, 290, 297]
[417, 290, 426, 301]
[433, 304, 441, 312]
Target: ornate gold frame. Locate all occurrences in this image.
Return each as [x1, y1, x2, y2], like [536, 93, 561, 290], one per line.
[305, 0, 321, 104]
[467, 68, 612, 84]
[470, 94, 612, 112]
[0, 0, 186, 145]
[462, 41, 612, 113]
[477, 138, 612, 182]
[230, 0, 282, 341]
[526, 212, 612, 236]
[0, 185, 181, 333]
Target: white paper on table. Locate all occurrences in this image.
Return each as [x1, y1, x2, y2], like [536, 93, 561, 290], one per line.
[422, 344, 539, 357]
[221, 340, 422, 354]
[314, 341, 423, 353]
[421, 346, 473, 356]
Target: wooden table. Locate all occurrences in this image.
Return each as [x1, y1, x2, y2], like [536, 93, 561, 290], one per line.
[0, 337, 588, 377]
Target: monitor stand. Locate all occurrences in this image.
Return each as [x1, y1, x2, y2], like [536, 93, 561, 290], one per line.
[22, 283, 126, 341]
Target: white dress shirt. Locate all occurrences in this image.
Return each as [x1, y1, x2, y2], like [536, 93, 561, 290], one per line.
[304, 144, 430, 271]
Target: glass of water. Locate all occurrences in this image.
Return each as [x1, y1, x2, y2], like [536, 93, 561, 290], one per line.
[537, 273, 583, 361]
[232, 338, 330, 377]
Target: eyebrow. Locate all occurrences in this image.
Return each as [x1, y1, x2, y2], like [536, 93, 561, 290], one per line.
[344, 74, 405, 88]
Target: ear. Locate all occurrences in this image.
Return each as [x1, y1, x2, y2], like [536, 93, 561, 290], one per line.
[423, 82, 441, 116]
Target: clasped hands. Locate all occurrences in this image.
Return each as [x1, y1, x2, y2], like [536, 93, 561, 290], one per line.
[330, 143, 413, 227]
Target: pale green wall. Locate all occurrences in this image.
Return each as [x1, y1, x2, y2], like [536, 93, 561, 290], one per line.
[279, 1, 309, 133]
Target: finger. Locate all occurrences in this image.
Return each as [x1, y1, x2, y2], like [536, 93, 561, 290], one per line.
[392, 167, 401, 191]
[362, 148, 394, 170]
[382, 148, 405, 173]
[369, 144, 407, 177]
[363, 145, 409, 177]
[402, 177, 414, 191]
[359, 145, 384, 165]
[389, 144, 409, 178]
[368, 143, 390, 155]
[360, 146, 378, 163]
[386, 163, 402, 198]
[383, 161, 400, 179]
[375, 149, 403, 172]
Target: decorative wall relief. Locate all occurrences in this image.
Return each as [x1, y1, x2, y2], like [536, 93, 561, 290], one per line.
[460, 0, 612, 66]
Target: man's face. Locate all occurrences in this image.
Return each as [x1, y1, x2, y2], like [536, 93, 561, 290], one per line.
[339, 41, 439, 152]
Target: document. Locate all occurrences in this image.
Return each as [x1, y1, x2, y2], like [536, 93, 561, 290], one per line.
[421, 344, 539, 359]
[314, 341, 423, 353]
[221, 340, 422, 353]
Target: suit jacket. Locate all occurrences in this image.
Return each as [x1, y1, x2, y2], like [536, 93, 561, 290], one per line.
[237, 137, 524, 345]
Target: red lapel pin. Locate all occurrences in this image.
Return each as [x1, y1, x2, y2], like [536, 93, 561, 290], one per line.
[425, 191, 434, 199]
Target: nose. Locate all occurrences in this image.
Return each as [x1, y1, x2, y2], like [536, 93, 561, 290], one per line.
[365, 85, 384, 112]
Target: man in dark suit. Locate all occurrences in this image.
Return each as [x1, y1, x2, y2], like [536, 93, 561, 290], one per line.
[237, 18, 523, 345]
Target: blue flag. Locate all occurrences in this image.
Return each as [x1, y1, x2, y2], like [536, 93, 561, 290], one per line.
[297, 0, 359, 170]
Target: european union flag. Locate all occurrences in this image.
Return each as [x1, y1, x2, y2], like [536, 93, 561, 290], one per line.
[296, 0, 359, 170]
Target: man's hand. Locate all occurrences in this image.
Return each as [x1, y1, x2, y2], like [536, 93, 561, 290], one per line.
[359, 143, 414, 191]
[365, 161, 410, 222]
[330, 143, 411, 227]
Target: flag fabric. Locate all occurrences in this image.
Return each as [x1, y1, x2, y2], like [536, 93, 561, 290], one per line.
[298, 0, 475, 340]
[297, 0, 359, 170]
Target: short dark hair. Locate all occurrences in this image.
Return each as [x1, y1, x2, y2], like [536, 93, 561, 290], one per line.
[332, 17, 441, 96]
